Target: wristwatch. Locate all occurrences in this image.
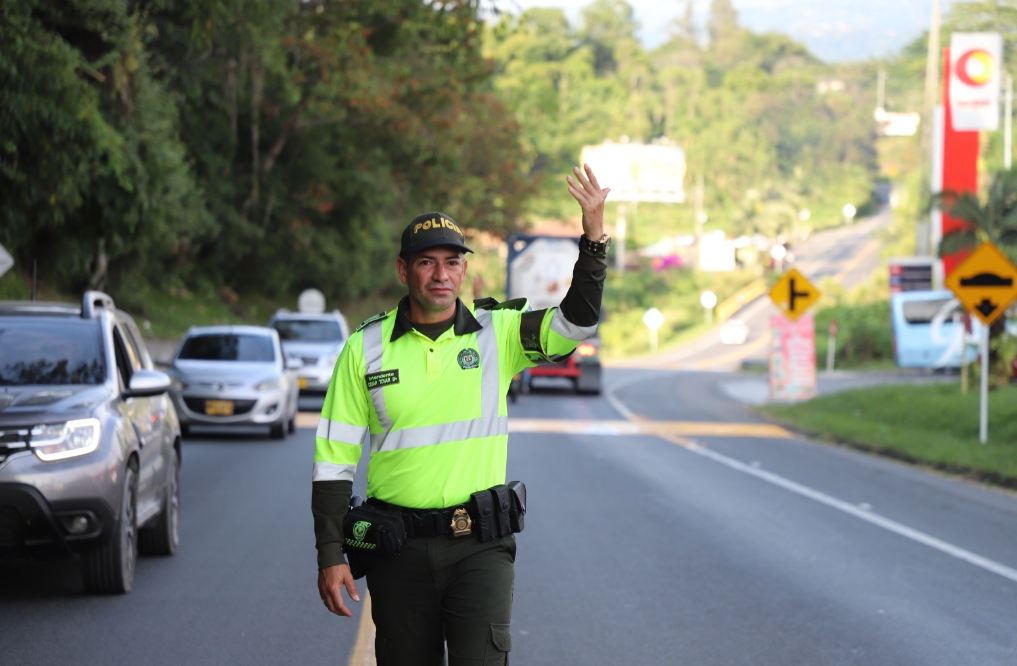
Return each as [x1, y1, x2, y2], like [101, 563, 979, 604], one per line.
[579, 233, 611, 255]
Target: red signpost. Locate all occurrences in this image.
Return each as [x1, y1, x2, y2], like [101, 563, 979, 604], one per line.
[938, 46, 980, 278]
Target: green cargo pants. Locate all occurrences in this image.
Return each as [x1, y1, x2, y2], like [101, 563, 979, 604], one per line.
[362, 533, 516, 666]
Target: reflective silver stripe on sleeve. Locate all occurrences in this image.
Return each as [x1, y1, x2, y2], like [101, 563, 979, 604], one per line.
[474, 309, 501, 419]
[312, 462, 356, 482]
[361, 322, 394, 433]
[316, 417, 369, 445]
[371, 415, 509, 453]
[549, 308, 599, 341]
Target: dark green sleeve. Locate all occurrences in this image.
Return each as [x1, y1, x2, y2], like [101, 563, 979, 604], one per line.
[311, 479, 352, 569]
[557, 245, 608, 327]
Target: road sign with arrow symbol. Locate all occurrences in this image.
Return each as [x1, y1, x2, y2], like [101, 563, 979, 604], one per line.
[945, 242, 1017, 325]
[768, 268, 820, 322]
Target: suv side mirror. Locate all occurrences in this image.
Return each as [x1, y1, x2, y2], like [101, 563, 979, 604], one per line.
[285, 357, 303, 371]
[124, 369, 172, 398]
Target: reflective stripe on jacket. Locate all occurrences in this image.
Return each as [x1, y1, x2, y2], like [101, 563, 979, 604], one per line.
[313, 302, 596, 508]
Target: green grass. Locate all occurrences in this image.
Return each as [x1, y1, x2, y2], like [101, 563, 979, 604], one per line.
[763, 383, 1017, 487]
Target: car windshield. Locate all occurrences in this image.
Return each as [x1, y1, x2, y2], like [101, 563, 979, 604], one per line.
[178, 334, 276, 362]
[272, 319, 343, 342]
[0, 319, 106, 385]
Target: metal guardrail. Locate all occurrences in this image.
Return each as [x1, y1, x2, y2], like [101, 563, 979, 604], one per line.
[716, 279, 767, 323]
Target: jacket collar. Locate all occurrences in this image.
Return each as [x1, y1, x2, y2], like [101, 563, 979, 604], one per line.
[390, 296, 483, 342]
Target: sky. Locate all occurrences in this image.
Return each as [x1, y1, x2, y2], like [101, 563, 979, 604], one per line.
[504, 0, 947, 62]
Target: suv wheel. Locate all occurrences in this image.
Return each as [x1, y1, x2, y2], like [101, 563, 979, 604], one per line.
[287, 415, 296, 434]
[139, 448, 180, 556]
[82, 464, 138, 594]
[270, 423, 286, 439]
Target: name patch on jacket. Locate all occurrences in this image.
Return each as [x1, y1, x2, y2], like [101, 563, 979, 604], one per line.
[365, 370, 400, 390]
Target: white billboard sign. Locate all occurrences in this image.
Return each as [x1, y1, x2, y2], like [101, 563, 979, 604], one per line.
[949, 32, 1003, 131]
[579, 141, 685, 203]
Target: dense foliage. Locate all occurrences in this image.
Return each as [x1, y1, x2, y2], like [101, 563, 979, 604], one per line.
[1, 0, 532, 302]
[485, 0, 879, 235]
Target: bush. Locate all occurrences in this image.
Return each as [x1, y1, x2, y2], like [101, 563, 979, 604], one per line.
[812, 300, 894, 369]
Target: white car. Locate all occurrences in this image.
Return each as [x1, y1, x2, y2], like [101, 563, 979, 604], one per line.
[167, 326, 300, 439]
[268, 310, 349, 394]
[719, 319, 750, 345]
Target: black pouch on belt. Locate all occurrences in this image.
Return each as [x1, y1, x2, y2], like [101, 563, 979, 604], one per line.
[342, 498, 407, 558]
[507, 480, 526, 533]
[490, 485, 514, 538]
[470, 488, 497, 542]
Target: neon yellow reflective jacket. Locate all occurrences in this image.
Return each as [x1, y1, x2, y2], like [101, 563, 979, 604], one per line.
[313, 298, 597, 508]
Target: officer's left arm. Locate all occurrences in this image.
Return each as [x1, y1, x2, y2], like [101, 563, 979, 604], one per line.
[510, 164, 609, 370]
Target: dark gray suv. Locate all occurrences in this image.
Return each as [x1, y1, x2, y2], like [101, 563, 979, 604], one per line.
[0, 291, 181, 594]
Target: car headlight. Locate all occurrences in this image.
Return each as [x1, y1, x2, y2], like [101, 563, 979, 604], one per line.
[170, 378, 189, 391]
[327, 351, 341, 366]
[254, 378, 282, 391]
[30, 418, 101, 462]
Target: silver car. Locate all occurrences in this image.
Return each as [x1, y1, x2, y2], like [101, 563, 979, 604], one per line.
[168, 326, 300, 439]
[0, 292, 181, 594]
[268, 310, 349, 394]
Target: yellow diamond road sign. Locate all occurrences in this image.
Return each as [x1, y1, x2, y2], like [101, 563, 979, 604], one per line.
[945, 242, 1017, 325]
[768, 268, 821, 321]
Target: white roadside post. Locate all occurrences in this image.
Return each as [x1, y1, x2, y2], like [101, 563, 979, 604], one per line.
[0, 244, 13, 280]
[643, 307, 665, 352]
[770, 244, 787, 274]
[700, 290, 717, 326]
[826, 319, 838, 373]
[842, 203, 857, 226]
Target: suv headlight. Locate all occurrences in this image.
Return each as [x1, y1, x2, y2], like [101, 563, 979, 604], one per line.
[254, 378, 282, 392]
[30, 418, 101, 462]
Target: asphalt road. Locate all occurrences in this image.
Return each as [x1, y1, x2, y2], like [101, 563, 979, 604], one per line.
[3, 372, 1016, 665]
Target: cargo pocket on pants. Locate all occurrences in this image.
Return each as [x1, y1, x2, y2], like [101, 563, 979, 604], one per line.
[484, 623, 511, 664]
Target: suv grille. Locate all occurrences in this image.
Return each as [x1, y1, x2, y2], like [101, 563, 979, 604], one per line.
[0, 429, 31, 464]
[0, 506, 24, 549]
[301, 356, 319, 366]
[182, 398, 257, 415]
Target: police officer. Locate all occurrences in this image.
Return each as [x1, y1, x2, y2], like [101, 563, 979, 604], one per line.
[313, 165, 610, 665]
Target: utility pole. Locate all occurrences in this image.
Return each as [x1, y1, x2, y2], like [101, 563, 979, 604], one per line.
[919, 0, 942, 256]
[877, 68, 887, 111]
[1006, 72, 1013, 171]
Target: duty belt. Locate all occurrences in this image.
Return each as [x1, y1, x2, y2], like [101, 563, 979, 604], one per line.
[366, 498, 472, 538]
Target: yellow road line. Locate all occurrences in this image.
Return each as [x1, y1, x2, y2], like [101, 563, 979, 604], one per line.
[680, 331, 771, 370]
[508, 418, 791, 439]
[347, 592, 376, 666]
[832, 238, 881, 283]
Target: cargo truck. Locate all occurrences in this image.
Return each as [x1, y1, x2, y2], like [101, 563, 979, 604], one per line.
[505, 234, 602, 397]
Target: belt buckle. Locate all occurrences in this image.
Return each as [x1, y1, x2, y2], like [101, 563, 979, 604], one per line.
[450, 506, 473, 537]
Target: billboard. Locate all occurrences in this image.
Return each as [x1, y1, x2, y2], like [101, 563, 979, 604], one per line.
[579, 141, 685, 203]
[949, 32, 1003, 131]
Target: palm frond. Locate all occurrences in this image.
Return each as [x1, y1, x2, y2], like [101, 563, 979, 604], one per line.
[938, 229, 979, 257]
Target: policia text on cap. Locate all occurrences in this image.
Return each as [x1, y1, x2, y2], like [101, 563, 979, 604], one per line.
[313, 165, 610, 665]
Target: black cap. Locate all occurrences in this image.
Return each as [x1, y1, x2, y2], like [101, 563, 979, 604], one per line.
[401, 212, 473, 256]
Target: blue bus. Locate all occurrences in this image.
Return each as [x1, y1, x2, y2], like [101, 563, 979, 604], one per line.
[890, 290, 981, 369]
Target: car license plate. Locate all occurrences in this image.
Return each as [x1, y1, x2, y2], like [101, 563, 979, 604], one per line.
[205, 399, 234, 416]
[297, 377, 308, 389]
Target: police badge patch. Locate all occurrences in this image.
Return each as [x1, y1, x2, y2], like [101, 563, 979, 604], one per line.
[457, 348, 480, 369]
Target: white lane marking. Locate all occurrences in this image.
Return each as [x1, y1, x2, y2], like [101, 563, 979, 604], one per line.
[682, 441, 1017, 584]
[605, 375, 1017, 585]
